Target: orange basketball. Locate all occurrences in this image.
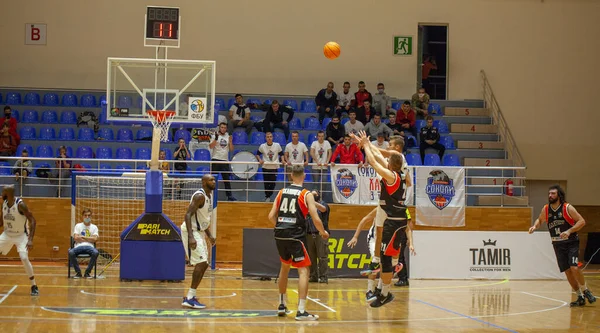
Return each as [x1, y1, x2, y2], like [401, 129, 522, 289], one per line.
[323, 41, 341, 59]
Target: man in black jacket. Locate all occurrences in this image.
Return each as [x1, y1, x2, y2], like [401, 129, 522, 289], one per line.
[325, 115, 345, 147]
[419, 115, 445, 163]
[315, 82, 338, 124]
[306, 191, 330, 283]
[263, 100, 294, 140]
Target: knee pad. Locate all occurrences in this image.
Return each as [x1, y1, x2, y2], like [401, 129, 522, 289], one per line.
[381, 255, 393, 273]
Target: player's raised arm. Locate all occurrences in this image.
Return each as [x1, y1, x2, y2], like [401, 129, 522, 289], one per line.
[306, 192, 328, 240]
[362, 139, 395, 184]
[347, 207, 377, 248]
[18, 200, 36, 249]
[185, 193, 205, 250]
[529, 205, 547, 234]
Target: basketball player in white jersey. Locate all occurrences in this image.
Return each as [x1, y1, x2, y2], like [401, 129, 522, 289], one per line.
[0, 186, 39, 296]
[181, 174, 216, 309]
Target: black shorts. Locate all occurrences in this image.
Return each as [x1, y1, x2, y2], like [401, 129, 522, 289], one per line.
[275, 237, 311, 268]
[553, 240, 579, 272]
[381, 219, 407, 257]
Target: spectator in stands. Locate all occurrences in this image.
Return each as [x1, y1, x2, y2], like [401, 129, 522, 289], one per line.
[68, 208, 99, 279]
[355, 100, 375, 125]
[315, 82, 338, 124]
[53, 145, 72, 197]
[159, 150, 170, 173]
[353, 81, 373, 108]
[228, 94, 254, 136]
[336, 81, 355, 118]
[411, 87, 430, 117]
[310, 131, 332, 189]
[419, 115, 445, 163]
[284, 131, 309, 167]
[0, 123, 17, 157]
[325, 115, 345, 147]
[373, 83, 394, 118]
[256, 132, 283, 202]
[386, 112, 408, 153]
[344, 110, 364, 135]
[0, 106, 19, 145]
[330, 135, 364, 167]
[422, 55, 438, 93]
[396, 101, 418, 139]
[372, 132, 390, 150]
[263, 100, 294, 140]
[13, 149, 32, 181]
[174, 138, 190, 172]
[210, 123, 236, 201]
[364, 113, 393, 139]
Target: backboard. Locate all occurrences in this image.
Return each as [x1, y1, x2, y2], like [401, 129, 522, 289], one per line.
[106, 57, 217, 127]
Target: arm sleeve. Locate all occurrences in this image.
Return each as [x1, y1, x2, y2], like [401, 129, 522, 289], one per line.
[285, 106, 294, 122]
[409, 112, 416, 127]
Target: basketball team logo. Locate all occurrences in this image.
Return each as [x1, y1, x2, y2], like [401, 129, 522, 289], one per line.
[425, 170, 456, 210]
[188, 97, 207, 121]
[335, 168, 358, 199]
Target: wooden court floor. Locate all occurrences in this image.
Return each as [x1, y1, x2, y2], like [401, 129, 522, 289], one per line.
[1, 264, 600, 332]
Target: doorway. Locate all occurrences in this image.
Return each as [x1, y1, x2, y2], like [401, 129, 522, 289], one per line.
[417, 24, 448, 100]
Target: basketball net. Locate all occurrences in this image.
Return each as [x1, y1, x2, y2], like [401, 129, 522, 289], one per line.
[146, 110, 176, 142]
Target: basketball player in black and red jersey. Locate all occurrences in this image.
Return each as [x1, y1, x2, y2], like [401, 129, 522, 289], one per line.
[268, 165, 329, 321]
[529, 184, 596, 307]
[358, 133, 407, 307]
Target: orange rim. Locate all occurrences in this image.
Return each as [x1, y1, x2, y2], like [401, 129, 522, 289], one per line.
[147, 110, 176, 123]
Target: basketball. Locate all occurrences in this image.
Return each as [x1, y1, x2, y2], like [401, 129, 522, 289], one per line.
[323, 41, 341, 59]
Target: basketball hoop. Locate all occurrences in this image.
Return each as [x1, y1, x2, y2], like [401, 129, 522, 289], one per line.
[146, 110, 176, 142]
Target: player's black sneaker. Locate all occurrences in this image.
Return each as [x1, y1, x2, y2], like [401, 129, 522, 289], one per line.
[295, 311, 319, 321]
[360, 262, 381, 276]
[277, 304, 292, 316]
[584, 289, 596, 304]
[370, 292, 394, 308]
[319, 277, 328, 284]
[395, 278, 409, 287]
[366, 290, 377, 303]
[73, 272, 82, 279]
[374, 287, 381, 297]
[570, 295, 586, 307]
[30, 285, 39, 296]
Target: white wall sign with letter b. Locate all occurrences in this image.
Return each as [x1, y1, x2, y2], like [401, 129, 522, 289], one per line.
[25, 24, 47, 45]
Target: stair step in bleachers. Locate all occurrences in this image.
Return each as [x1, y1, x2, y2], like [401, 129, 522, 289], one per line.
[470, 178, 508, 186]
[458, 141, 505, 150]
[477, 195, 529, 206]
[444, 107, 490, 117]
[451, 124, 497, 134]
[464, 158, 513, 167]
[451, 133, 499, 142]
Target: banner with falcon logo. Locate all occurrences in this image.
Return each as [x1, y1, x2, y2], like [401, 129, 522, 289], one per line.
[415, 167, 465, 227]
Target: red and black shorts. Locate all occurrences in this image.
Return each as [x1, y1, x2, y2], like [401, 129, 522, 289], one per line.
[382, 218, 407, 257]
[275, 236, 312, 268]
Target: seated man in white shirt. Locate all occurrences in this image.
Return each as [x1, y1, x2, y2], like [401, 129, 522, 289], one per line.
[371, 132, 390, 150]
[68, 209, 99, 279]
[336, 81, 355, 118]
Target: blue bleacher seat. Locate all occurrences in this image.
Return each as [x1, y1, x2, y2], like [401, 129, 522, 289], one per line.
[174, 129, 191, 143]
[99, 106, 108, 124]
[194, 149, 211, 161]
[39, 127, 56, 140]
[97, 128, 114, 141]
[440, 135, 455, 149]
[100, 164, 112, 170]
[304, 117, 320, 130]
[405, 134, 418, 148]
[250, 115, 262, 123]
[273, 132, 286, 147]
[6, 92, 21, 105]
[227, 98, 236, 109]
[21, 110, 39, 123]
[41, 110, 58, 123]
[232, 130, 249, 145]
[392, 102, 401, 110]
[300, 100, 316, 113]
[116, 147, 132, 160]
[135, 148, 152, 160]
[60, 110, 77, 124]
[62, 94, 78, 107]
[136, 128, 153, 141]
[415, 120, 426, 133]
[443, 154, 460, 166]
[250, 132, 266, 145]
[19, 127, 36, 140]
[283, 100, 298, 110]
[56, 146, 73, 158]
[0, 162, 11, 176]
[24, 92, 40, 106]
[196, 166, 210, 175]
[288, 118, 302, 130]
[117, 128, 134, 142]
[76, 146, 93, 159]
[322, 117, 332, 130]
[11, 109, 19, 121]
[96, 147, 113, 159]
[137, 164, 149, 171]
[304, 168, 313, 182]
[424, 154, 441, 166]
[434, 120, 449, 134]
[78, 128, 95, 141]
[215, 98, 225, 109]
[428, 103, 442, 115]
[36, 145, 53, 158]
[58, 128, 75, 141]
[276, 168, 285, 182]
[406, 153, 422, 166]
[247, 98, 261, 106]
[263, 99, 272, 106]
[78, 163, 93, 171]
[99, 95, 107, 106]
[80, 94, 97, 108]
[17, 144, 33, 157]
[43, 93, 59, 106]
[115, 164, 132, 171]
[306, 133, 317, 147]
[118, 96, 132, 108]
[341, 117, 350, 125]
[255, 170, 263, 181]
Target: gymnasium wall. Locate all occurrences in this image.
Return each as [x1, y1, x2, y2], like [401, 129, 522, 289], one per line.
[1, 0, 600, 203]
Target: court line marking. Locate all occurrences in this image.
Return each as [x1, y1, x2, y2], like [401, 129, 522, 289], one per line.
[292, 290, 336, 313]
[521, 292, 568, 305]
[415, 299, 519, 333]
[80, 290, 237, 299]
[0, 286, 17, 305]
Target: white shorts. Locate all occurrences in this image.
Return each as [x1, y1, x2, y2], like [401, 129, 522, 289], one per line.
[368, 237, 375, 258]
[181, 227, 208, 265]
[0, 232, 28, 255]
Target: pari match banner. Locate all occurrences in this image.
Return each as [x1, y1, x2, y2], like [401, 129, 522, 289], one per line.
[415, 167, 465, 227]
[411, 231, 564, 280]
[242, 229, 372, 278]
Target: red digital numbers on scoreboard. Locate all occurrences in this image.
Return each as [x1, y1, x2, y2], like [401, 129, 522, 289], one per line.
[146, 7, 179, 40]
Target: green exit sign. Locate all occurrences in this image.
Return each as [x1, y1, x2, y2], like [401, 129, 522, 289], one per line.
[393, 36, 413, 56]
